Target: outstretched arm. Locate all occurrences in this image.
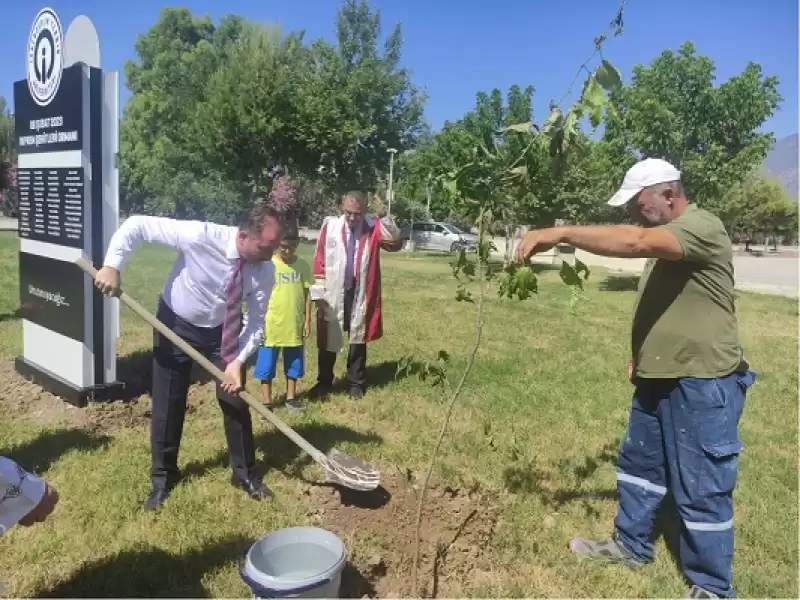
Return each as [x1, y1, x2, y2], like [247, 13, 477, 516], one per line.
[102, 215, 201, 271]
[96, 216, 203, 296]
[515, 224, 683, 263]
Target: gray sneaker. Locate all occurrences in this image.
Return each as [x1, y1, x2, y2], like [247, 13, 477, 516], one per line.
[685, 585, 719, 598]
[284, 399, 305, 412]
[568, 537, 643, 568]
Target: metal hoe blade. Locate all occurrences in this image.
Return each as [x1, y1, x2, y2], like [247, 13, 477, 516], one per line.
[323, 448, 381, 491]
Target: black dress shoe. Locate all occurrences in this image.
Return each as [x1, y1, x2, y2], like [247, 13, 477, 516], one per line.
[348, 385, 364, 399]
[307, 383, 331, 399]
[143, 486, 172, 512]
[231, 475, 273, 500]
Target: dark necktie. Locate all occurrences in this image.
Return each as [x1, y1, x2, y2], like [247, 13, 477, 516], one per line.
[345, 226, 357, 290]
[221, 258, 244, 363]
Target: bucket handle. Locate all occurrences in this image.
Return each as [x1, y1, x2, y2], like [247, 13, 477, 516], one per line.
[238, 556, 331, 598]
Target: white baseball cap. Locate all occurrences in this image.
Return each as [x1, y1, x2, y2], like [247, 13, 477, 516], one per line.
[607, 158, 681, 207]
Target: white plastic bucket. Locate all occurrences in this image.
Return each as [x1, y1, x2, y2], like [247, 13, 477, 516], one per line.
[239, 527, 347, 598]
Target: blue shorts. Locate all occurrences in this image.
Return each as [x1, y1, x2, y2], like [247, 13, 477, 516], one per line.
[254, 346, 304, 382]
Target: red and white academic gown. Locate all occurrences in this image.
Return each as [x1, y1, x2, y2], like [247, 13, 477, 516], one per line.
[313, 215, 403, 353]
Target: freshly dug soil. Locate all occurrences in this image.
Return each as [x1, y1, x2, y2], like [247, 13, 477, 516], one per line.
[0, 360, 206, 434]
[302, 471, 499, 598]
[1, 359, 501, 598]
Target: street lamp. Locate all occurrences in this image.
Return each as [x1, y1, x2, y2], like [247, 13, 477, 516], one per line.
[387, 148, 397, 216]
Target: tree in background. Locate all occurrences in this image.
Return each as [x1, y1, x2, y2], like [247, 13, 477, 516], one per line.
[119, 0, 425, 221]
[119, 8, 245, 217]
[604, 41, 782, 213]
[720, 172, 798, 246]
[0, 98, 18, 217]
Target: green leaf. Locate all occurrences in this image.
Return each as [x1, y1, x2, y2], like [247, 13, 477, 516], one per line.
[562, 107, 579, 148]
[506, 165, 528, 180]
[574, 257, 590, 281]
[461, 261, 477, 278]
[501, 121, 535, 134]
[513, 265, 538, 300]
[450, 248, 469, 277]
[580, 74, 607, 111]
[496, 264, 538, 300]
[541, 106, 562, 136]
[595, 59, 623, 91]
[559, 258, 590, 290]
[395, 354, 415, 379]
[455, 285, 474, 303]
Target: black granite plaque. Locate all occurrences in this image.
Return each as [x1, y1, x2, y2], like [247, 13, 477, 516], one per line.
[19, 251, 85, 342]
[14, 64, 83, 155]
[17, 167, 84, 248]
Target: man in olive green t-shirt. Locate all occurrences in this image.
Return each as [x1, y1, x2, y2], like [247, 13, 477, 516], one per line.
[515, 158, 756, 599]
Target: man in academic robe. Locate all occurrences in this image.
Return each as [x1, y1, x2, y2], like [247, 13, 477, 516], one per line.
[311, 191, 403, 399]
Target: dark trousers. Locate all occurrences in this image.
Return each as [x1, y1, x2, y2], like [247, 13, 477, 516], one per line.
[317, 286, 367, 389]
[150, 297, 257, 487]
[613, 368, 756, 597]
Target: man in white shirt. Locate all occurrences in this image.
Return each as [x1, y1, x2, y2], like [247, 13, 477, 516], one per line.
[94, 203, 286, 511]
[1, 456, 59, 534]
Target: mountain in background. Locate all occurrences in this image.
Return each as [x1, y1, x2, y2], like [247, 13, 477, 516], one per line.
[762, 133, 798, 199]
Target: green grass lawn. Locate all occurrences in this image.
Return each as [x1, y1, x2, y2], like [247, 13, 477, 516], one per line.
[0, 230, 797, 598]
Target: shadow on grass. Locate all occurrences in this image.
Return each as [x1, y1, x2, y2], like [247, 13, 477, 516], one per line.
[35, 535, 254, 598]
[0, 307, 23, 323]
[502, 440, 620, 517]
[301, 359, 421, 399]
[599, 274, 641, 292]
[115, 348, 215, 401]
[182, 421, 383, 484]
[2, 427, 112, 473]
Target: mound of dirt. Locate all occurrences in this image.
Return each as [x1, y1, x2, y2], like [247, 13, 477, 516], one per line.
[1, 359, 501, 597]
[0, 360, 207, 434]
[301, 470, 500, 598]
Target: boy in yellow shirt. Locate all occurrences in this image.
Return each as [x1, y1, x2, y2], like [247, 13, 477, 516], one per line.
[254, 224, 312, 411]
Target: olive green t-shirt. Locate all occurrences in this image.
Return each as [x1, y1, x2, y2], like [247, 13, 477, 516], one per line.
[631, 203, 742, 379]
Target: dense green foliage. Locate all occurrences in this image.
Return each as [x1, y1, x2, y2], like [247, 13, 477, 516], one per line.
[395, 41, 786, 235]
[0, 98, 17, 216]
[118, 1, 424, 221]
[0, 1, 792, 239]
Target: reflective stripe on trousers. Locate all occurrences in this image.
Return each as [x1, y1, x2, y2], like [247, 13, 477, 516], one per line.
[613, 368, 756, 598]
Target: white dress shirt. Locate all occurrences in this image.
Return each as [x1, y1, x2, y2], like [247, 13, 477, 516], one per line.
[103, 215, 273, 363]
[0, 456, 45, 535]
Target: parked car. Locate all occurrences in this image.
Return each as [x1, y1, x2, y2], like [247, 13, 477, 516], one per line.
[400, 220, 479, 253]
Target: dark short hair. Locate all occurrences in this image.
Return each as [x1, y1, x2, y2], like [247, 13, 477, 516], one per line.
[342, 190, 367, 207]
[238, 201, 290, 236]
[281, 219, 299, 243]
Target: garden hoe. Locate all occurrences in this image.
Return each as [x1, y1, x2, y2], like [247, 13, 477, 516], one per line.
[75, 257, 380, 493]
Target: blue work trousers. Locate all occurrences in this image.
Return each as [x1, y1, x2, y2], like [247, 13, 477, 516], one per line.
[613, 368, 756, 597]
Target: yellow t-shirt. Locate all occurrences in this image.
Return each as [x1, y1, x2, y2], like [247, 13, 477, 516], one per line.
[264, 256, 312, 347]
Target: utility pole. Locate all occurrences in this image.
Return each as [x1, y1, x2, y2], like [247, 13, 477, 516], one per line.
[387, 147, 397, 216]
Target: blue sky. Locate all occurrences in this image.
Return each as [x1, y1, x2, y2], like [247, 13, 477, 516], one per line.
[1, 0, 797, 139]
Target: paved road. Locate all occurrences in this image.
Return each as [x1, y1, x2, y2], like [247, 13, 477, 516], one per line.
[2, 219, 796, 298]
